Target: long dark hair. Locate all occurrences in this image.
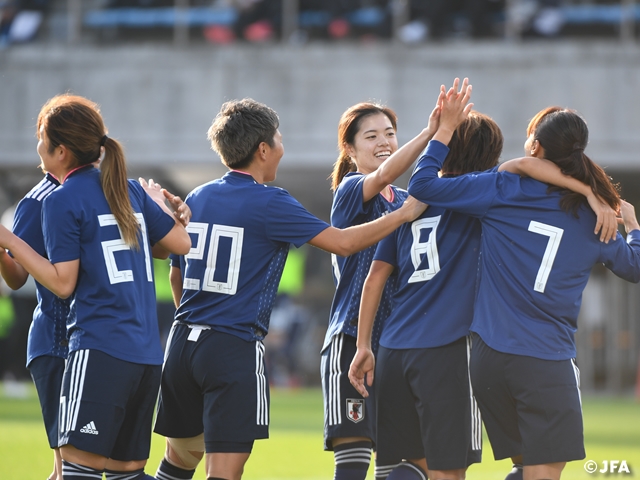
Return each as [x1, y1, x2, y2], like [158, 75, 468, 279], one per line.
[38, 94, 140, 249]
[329, 102, 398, 191]
[528, 107, 620, 214]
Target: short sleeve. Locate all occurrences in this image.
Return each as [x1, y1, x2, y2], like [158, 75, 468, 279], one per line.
[42, 192, 81, 264]
[266, 189, 329, 248]
[331, 173, 371, 228]
[11, 198, 46, 257]
[373, 230, 399, 268]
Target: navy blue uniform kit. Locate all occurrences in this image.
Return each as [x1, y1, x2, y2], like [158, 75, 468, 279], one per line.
[408, 140, 640, 465]
[155, 171, 328, 452]
[43, 166, 176, 460]
[322, 172, 406, 450]
[371, 199, 484, 470]
[9, 174, 71, 447]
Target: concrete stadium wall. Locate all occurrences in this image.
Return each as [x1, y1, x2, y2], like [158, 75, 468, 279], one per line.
[1, 41, 639, 176]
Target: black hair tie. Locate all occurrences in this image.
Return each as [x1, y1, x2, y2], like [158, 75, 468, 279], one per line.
[100, 135, 108, 147]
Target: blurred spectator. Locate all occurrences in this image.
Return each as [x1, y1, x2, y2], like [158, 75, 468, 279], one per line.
[399, 0, 504, 43]
[264, 248, 310, 386]
[511, 0, 564, 38]
[0, 205, 35, 381]
[154, 257, 175, 351]
[106, 0, 175, 7]
[0, 0, 50, 46]
[210, 0, 391, 44]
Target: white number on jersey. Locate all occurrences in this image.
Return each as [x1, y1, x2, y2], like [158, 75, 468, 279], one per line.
[182, 222, 244, 296]
[528, 220, 564, 293]
[98, 213, 152, 284]
[408, 216, 441, 283]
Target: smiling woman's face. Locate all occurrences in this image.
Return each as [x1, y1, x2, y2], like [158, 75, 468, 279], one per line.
[346, 113, 398, 175]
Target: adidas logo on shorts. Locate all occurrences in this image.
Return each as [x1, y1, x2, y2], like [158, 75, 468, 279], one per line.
[79, 421, 99, 435]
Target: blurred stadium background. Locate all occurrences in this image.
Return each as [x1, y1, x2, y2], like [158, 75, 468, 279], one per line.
[0, 0, 639, 395]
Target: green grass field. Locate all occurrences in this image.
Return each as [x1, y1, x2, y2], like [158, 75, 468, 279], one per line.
[1, 384, 638, 479]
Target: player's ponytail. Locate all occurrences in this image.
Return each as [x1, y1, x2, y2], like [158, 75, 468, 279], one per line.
[37, 94, 141, 249]
[528, 107, 620, 215]
[329, 102, 397, 192]
[330, 153, 357, 192]
[100, 136, 141, 249]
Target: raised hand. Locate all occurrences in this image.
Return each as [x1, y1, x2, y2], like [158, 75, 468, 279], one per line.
[439, 77, 473, 133]
[424, 88, 446, 138]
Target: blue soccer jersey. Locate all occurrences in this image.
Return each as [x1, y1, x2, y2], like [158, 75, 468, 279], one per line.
[10, 174, 70, 366]
[42, 166, 176, 365]
[408, 140, 640, 360]
[323, 173, 407, 352]
[374, 205, 481, 349]
[172, 171, 329, 342]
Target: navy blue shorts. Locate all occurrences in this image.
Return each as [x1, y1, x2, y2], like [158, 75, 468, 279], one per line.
[470, 334, 585, 465]
[154, 324, 269, 453]
[58, 349, 161, 461]
[29, 355, 65, 449]
[375, 338, 482, 471]
[321, 333, 375, 451]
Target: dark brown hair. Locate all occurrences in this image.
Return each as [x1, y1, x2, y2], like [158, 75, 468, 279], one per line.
[329, 102, 398, 191]
[207, 98, 279, 170]
[442, 111, 503, 175]
[528, 106, 620, 214]
[37, 94, 140, 249]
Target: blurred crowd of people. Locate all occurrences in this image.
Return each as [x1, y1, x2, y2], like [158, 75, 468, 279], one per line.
[0, 0, 592, 46]
[105, 0, 509, 43]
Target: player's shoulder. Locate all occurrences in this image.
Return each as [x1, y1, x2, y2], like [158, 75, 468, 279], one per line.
[336, 172, 364, 192]
[23, 175, 59, 203]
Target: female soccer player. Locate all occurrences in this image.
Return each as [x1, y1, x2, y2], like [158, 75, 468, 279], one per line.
[152, 98, 426, 480]
[0, 173, 71, 480]
[0, 94, 191, 480]
[348, 97, 616, 480]
[405, 88, 640, 480]
[323, 99, 442, 480]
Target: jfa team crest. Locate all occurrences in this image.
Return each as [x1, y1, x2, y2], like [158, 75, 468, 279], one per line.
[347, 398, 364, 423]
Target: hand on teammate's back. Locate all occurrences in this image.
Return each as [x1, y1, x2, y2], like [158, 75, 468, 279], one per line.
[139, 177, 191, 227]
[163, 189, 191, 227]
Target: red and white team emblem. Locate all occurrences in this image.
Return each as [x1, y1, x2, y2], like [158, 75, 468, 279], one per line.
[346, 398, 364, 423]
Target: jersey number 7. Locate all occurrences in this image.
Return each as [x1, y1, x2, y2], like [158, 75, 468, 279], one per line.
[528, 220, 564, 293]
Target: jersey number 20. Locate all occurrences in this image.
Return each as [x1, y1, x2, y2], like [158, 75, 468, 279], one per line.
[182, 222, 244, 295]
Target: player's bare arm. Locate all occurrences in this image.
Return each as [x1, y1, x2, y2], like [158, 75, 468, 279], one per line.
[499, 156, 618, 243]
[308, 196, 426, 257]
[0, 225, 79, 298]
[0, 245, 29, 290]
[348, 260, 394, 398]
